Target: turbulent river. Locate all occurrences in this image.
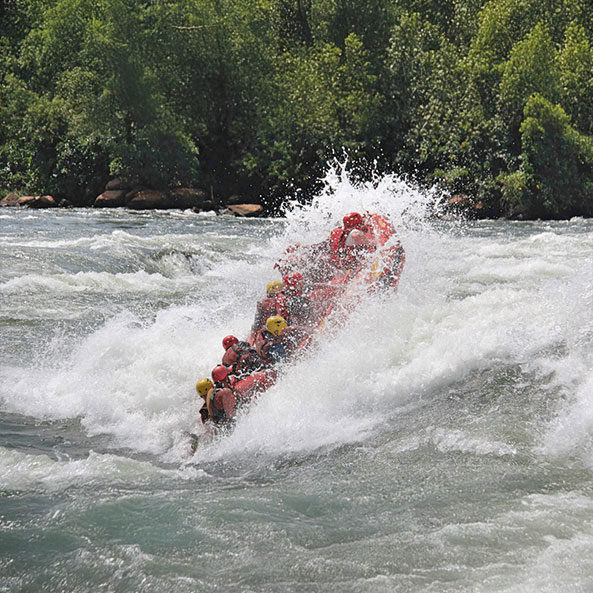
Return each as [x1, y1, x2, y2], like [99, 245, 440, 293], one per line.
[1, 173, 592, 592]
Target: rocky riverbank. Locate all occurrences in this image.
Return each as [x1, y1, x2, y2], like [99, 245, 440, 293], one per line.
[0, 178, 264, 217]
[2, 179, 503, 220]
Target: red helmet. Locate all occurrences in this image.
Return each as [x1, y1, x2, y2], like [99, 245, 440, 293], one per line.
[283, 272, 304, 295]
[343, 212, 363, 230]
[222, 335, 238, 350]
[212, 365, 230, 383]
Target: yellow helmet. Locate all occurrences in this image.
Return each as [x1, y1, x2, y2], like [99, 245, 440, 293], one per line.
[266, 280, 283, 297]
[196, 378, 213, 398]
[266, 315, 288, 336]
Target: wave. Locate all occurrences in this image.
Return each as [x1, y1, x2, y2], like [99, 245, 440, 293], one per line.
[0, 447, 208, 493]
[0, 270, 201, 295]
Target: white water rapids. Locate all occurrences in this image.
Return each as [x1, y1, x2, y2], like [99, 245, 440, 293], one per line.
[1, 171, 592, 592]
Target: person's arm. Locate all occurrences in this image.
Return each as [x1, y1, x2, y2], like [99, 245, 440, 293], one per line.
[199, 404, 209, 424]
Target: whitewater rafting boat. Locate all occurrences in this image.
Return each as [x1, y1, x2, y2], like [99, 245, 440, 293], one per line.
[190, 212, 405, 450]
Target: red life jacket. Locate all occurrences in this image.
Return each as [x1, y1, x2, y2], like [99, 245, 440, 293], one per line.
[206, 386, 236, 425]
[329, 227, 359, 269]
[330, 225, 379, 271]
[275, 292, 313, 326]
[222, 342, 251, 368]
[222, 345, 240, 367]
[258, 297, 278, 319]
[233, 375, 257, 403]
[249, 297, 279, 343]
[253, 369, 277, 390]
[222, 341, 259, 374]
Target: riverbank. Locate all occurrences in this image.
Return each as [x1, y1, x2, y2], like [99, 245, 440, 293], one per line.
[0, 180, 521, 220]
[0, 178, 265, 217]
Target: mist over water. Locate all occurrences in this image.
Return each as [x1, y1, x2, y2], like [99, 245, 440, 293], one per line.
[1, 170, 593, 592]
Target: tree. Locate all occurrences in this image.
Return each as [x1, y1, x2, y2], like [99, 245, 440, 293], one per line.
[497, 23, 560, 151]
[517, 94, 593, 217]
[558, 22, 593, 135]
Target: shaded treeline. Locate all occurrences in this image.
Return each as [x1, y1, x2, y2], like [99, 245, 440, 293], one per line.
[1, 0, 593, 218]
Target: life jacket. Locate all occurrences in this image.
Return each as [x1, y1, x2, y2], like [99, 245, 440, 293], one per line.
[222, 344, 239, 367]
[329, 227, 359, 269]
[234, 370, 277, 406]
[253, 369, 277, 390]
[275, 292, 313, 326]
[205, 386, 236, 426]
[249, 297, 279, 342]
[329, 227, 348, 264]
[255, 329, 287, 364]
[222, 341, 261, 375]
[331, 224, 379, 271]
[233, 375, 257, 404]
[258, 297, 278, 319]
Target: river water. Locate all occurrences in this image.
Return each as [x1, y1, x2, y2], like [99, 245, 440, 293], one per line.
[1, 173, 592, 592]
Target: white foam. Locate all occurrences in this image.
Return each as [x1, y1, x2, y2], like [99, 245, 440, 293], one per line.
[0, 270, 198, 294]
[432, 492, 593, 592]
[0, 447, 208, 493]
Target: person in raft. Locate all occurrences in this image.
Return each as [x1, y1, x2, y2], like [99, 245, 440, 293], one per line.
[195, 377, 214, 426]
[196, 363, 274, 428]
[221, 335, 261, 377]
[275, 273, 313, 324]
[327, 212, 376, 272]
[254, 315, 295, 366]
[194, 365, 240, 427]
[274, 271, 329, 343]
[248, 279, 283, 343]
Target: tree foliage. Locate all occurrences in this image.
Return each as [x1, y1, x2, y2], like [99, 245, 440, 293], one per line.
[1, 0, 593, 217]
[519, 94, 593, 217]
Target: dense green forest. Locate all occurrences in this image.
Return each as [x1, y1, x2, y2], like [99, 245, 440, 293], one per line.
[2, 0, 593, 218]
